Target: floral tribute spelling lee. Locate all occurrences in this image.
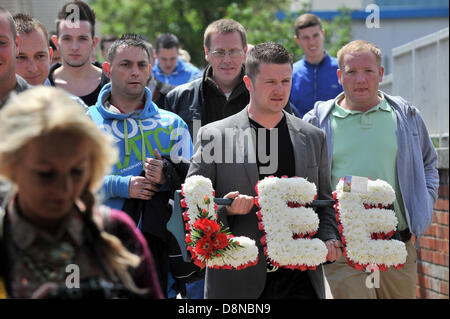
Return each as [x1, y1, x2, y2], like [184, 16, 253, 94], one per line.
[181, 175, 258, 269]
[333, 178, 407, 271]
[181, 174, 407, 272]
[255, 176, 328, 270]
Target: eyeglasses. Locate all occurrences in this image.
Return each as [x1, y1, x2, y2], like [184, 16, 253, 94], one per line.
[209, 49, 244, 59]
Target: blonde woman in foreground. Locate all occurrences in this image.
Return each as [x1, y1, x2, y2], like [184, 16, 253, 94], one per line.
[0, 86, 163, 299]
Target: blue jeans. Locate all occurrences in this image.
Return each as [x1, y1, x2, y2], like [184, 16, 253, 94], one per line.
[184, 279, 205, 299]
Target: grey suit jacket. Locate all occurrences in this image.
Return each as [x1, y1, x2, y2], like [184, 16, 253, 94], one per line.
[187, 106, 338, 299]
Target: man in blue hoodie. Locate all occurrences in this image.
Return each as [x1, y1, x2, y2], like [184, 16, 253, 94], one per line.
[89, 34, 193, 298]
[153, 33, 201, 86]
[290, 13, 342, 118]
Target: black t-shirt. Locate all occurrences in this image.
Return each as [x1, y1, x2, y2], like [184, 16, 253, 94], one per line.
[249, 114, 295, 180]
[249, 114, 316, 298]
[48, 62, 110, 106]
[203, 65, 249, 125]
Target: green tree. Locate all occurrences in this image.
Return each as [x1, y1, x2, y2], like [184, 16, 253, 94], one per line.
[225, 1, 298, 59]
[91, 0, 351, 67]
[91, 0, 249, 67]
[225, 2, 352, 62]
[322, 7, 352, 57]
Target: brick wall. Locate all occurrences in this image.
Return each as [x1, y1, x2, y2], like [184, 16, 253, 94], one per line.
[416, 169, 449, 299]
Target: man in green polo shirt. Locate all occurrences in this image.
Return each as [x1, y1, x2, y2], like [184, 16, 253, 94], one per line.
[303, 40, 439, 299]
[330, 93, 408, 231]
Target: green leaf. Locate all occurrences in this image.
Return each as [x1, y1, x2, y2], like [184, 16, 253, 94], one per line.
[91, 0, 351, 67]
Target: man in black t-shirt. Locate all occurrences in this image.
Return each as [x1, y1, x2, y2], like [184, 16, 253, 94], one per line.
[187, 43, 341, 299]
[48, 1, 108, 106]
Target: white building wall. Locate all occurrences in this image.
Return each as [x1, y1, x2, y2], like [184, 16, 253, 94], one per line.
[351, 17, 449, 74]
[0, 0, 87, 34]
[381, 28, 449, 137]
[0, 0, 31, 13]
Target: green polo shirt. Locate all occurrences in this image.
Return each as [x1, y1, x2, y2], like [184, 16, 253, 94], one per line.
[330, 93, 408, 231]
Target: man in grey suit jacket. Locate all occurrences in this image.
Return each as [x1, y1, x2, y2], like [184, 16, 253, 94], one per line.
[187, 42, 341, 299]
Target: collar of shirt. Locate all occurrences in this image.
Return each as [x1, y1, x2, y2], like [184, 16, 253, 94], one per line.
[8, 199, 84, 250]
[203, 64, 221, 93]
[104, 99, 144, 115]
[332, 92, 390, 119]
[203, 64, 246, 99]
[248, 113, 287, 130]
[302, 51, 330, 67]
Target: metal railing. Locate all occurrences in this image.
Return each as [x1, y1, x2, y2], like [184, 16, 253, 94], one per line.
[380, 27, 449, 138]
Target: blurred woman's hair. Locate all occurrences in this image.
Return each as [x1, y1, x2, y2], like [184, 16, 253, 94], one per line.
[0, 86, 146, 294]
[0, 86, 116, 192]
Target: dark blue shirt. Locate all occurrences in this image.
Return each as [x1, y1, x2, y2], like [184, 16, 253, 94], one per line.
[153, 58, 201, 86]
[289, 52, 342, 118]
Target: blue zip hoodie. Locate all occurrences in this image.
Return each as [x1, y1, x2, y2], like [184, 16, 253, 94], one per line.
[153, 58, 201, 86]
[89, 83, 193, 209]
[303, 91, 439, 238]
[290, 52, 342, 118]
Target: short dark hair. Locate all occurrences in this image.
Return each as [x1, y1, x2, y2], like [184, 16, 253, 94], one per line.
[107, 33, 150, 62]
[56, 1, 96, 38]
[204, 19, 247, 50]
[155, 33, 179, 52]
[13, 13, 49, 44]
[100, 34, 118, 51]
[140, 35, 154, 55]
[0, 6, 17, 40]
[245, 42, 292, 81]
[294, 13, 322, 37]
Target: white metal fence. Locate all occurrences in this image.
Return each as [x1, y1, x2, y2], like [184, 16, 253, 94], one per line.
[380, 27, 449, 139]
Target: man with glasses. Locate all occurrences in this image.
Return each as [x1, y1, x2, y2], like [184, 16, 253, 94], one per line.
[164, 19, 293, 136]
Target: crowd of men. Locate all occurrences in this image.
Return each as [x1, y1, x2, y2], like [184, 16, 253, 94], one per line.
[0, 0, 438, 300]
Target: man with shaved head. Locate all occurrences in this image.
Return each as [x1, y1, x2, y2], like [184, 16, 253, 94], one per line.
[0, 7, 29, 109]
[0, 7, 30, 208]
[13, 13, 53, 86]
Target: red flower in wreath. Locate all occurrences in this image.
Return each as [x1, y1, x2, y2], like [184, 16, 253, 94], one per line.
[195, 237, 214, 258]
[212, 232, 229, 250]
[193, 218, 220, 236]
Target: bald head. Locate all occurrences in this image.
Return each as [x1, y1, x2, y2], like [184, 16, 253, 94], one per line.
[0, 7, 17, 39]
[0, 7, 19, 97]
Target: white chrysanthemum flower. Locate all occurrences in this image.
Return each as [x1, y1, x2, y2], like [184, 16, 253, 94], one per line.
[206, 237, 259, 268]
[335, 178, 407, 269]
[183, 176, 258, 270]
[256, 177, 327, 268]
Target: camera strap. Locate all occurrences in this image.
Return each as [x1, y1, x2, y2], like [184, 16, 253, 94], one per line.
[0, 206, 9, 299]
